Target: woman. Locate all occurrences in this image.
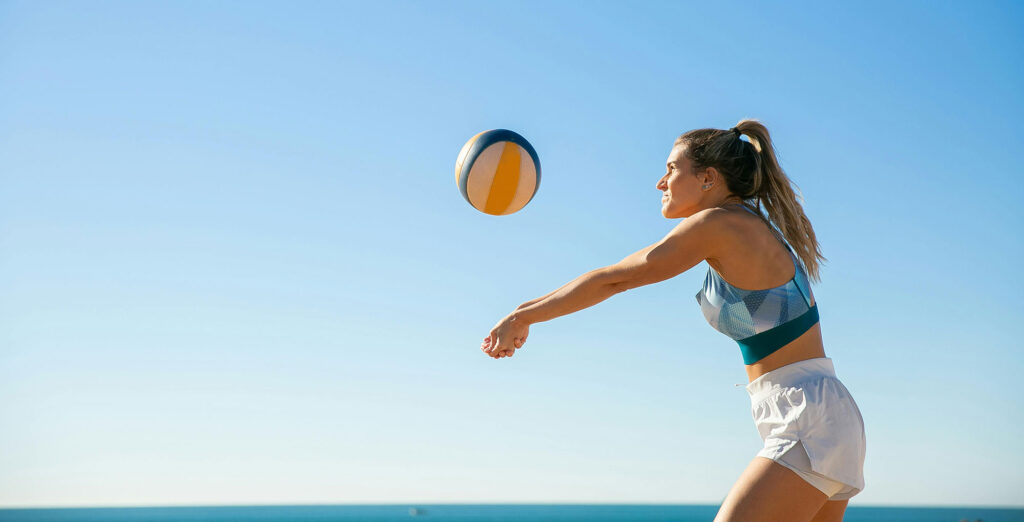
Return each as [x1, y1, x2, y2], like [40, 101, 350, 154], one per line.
[480, 120, 867, 522]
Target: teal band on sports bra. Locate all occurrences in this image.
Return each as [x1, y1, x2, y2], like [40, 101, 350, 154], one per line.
[737, 304, 820, 365]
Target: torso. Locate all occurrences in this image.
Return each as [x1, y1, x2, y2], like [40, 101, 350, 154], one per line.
[706, 204, 825, 382]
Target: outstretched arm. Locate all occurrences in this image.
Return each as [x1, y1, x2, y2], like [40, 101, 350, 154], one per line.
[484, 209, 725, 358]
[515, 287, 563, 311]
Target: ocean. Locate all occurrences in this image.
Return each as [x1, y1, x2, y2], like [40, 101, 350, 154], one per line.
[0, 505, 1021, 522]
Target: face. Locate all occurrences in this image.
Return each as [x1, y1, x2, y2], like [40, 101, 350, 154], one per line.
[657, 144, 708, 218]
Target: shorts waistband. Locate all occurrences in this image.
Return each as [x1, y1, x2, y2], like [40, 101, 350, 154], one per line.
[746, 357, 837, 404]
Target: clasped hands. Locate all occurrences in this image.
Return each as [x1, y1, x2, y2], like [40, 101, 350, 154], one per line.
[481, 313, 530, 359]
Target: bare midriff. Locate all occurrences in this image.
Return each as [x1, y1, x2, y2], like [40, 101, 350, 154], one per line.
[707, 204, 828, 383]
[744, 322, 826, 382]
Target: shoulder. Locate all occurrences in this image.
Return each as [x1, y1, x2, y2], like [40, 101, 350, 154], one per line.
[678, 205, 761, 263]
[670, 206, 745, 249]
[687, 205, 752, 226]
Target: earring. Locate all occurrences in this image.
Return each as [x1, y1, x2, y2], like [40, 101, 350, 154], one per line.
[702, 184, 713, 190]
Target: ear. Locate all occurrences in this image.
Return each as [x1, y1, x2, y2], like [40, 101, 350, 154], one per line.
[701, 166, 721, 184]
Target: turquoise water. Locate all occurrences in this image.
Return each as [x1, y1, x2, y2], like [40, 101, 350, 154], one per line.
[1, 505, 1021, 521]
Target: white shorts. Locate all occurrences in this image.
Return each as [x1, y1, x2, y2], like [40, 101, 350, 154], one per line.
[746, 357, 866, 500]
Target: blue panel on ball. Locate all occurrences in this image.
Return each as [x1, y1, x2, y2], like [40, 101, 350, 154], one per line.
[458, 129, 541, 208]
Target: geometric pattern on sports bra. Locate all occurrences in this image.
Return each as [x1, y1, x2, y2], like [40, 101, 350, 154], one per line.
[694, 242, 815, 341]
[693, 204, 819, 360]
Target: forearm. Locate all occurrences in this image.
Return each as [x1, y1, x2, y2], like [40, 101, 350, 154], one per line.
[512, 268, 622, 325]
[517, 284, 568, 310]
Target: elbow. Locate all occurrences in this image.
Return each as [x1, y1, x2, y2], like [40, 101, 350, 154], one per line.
[599, 266, 650, 294]
[607, 281, 629, 294]
[608, 277, 645, 294]
[612, 269, 664, 293]
[594, 268, 629, 294]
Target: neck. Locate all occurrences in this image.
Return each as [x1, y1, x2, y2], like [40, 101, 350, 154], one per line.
[711, 195, 745, 208]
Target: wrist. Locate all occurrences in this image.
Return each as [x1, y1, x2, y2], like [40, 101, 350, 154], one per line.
[510, 310, 534, 326]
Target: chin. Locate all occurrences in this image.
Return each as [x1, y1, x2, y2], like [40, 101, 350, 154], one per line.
[662, 204, 692, 219]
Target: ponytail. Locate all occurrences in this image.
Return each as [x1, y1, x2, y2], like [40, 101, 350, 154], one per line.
[676, 119, 827, 282]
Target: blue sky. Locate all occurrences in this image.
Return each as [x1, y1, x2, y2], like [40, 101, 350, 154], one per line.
[1, 0, 1022, 508]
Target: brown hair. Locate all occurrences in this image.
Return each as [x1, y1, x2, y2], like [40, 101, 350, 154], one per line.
[675, 119, 827, 282]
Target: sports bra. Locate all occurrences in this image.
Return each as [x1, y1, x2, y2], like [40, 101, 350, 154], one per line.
[695, 204, 819, 364]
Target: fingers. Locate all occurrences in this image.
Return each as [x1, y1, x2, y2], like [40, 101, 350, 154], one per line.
[482, 335, 502, 357]
[481, 334, 525, 359]
[495, 340, 521, 359]
[483, 340, 512, 358]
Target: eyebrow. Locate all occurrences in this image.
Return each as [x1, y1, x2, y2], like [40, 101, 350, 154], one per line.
[667, 161, 677, 167]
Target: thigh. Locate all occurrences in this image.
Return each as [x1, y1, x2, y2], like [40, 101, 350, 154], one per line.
[811, 500, 849, 522]
[714, 457, 828, 522]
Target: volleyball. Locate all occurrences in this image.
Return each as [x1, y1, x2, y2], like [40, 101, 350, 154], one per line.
[455, 129, 541, 215]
